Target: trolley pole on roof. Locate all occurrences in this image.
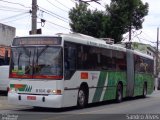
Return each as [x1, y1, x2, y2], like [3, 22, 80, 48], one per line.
[31, 0, 37, 34]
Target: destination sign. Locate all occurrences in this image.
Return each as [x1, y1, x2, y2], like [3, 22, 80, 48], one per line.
[12, 37, 62, 46]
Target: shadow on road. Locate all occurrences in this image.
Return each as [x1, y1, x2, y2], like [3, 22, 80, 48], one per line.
[14, 95, 151, 113]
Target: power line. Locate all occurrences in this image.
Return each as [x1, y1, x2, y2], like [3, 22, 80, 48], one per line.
[77, 0, 105, 9]
[141, 31, 156, 41]
[136, 36, 142, 43]
[38, 7, 69, 23]
[39, 9, 69, 24]
[69, 0, 76, 4]
[0, 12, 29, 22]
[44, 21, 63, 33]
[0, 8, 28, 12]
[77, 0, 96, 9]
[0, 5, 28, 11]
[47, 20, 70, 30]
[122, 33, 129, 41]
[46, 0, 68, 13]
[38, 17, 70, 30]
[3, 14, 30, 24]
[0, 0, 30, 8]
[138, 37, 156, 44]
[88, 0, 106, 9]
[39, 6, 69, 21]
[54, 0, 70, 10]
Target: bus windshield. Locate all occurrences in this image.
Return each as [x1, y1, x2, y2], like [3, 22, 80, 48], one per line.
[10, 46, 63, 79]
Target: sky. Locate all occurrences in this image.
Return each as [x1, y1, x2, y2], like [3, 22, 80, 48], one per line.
[0, 0, 159, 46]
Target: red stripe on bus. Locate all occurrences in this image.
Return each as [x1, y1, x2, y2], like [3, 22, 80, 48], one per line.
[33, 75, 63, 79]
[9, 74, 63, 79]
[9, 74, 32, 79]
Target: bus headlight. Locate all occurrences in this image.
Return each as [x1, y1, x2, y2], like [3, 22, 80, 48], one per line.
[47, 89, 62, 95]
[52, 90, 62, 95]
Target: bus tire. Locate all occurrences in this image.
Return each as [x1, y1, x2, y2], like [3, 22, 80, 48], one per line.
[142, 83, 147, 98]
[77, 87, 87, 109]
[116, 83, 123, 103]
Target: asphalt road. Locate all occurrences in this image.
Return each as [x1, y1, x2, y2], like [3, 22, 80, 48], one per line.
[0, 91, 160, 120]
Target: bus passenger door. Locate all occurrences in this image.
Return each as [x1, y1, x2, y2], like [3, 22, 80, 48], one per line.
[64, 42, 76, 80]
[126, 49, 134, 97]
[63, 42, 77, 107]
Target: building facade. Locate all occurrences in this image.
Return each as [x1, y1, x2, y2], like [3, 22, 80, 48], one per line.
[0, 23, 15, 65]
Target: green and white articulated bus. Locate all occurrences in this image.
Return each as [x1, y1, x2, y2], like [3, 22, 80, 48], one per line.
[8, 33, 154, 108]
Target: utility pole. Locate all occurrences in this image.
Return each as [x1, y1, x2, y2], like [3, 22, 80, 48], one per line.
[127, 24, 132, 49]
[156, 27, 159, 77]
[31, 0, 37, 34]
[128, 0, 133, 49]
[129, 25, 132, 42]
[155, 27, 159, 90]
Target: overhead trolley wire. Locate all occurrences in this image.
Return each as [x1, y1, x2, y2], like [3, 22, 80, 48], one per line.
[46, 0, 68, 13]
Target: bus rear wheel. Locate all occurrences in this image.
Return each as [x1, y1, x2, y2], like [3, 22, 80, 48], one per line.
[116, 84, 123, 103]
[77, 87, 87, 108]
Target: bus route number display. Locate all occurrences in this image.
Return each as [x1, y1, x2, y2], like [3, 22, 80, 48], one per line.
[13, 37, 61, 46]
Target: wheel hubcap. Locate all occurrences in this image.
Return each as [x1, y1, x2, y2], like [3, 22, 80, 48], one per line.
[118, 90, 122, 100]
[78, 90, 85, 105]
[144, 87, 147, 95]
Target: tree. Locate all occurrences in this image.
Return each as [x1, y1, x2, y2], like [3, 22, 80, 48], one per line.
[106, 0, 149, 43]
[69, 0, 149, 43]
[69, 3, 109, 38]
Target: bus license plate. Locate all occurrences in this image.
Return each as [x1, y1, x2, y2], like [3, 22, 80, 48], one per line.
[27, 96, 36, 100]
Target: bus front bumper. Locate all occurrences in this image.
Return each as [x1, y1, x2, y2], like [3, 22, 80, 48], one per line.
[8, 92, 63, 108]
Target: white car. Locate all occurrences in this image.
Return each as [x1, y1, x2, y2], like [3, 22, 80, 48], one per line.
[0, 65, 10, 92]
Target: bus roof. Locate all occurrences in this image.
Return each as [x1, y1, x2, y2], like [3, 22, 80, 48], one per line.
[61, 33, 127, 52]
[14, 33, 153, 60]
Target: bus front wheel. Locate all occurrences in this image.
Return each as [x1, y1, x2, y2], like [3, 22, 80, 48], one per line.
[77, 87, 87, 108]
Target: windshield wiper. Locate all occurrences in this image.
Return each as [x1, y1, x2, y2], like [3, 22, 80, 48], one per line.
[21, 46, 31, 57]
[37, 45, 49, 58]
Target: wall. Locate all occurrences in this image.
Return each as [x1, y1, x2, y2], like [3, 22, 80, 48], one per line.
[0, 23, 15, 46]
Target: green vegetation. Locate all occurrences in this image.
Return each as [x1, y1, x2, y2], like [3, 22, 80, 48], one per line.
[69, 0, 149, 43]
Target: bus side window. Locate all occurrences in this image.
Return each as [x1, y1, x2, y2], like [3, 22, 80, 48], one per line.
[64, 42, 76, 80]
